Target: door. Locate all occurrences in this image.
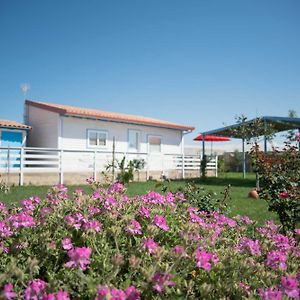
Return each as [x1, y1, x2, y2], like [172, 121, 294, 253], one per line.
[0, 131, 23, 168]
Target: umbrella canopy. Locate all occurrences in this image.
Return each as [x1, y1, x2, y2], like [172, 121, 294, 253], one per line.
[194, 134, 231, 142]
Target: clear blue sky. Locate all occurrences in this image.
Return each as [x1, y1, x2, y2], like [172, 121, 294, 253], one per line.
[1, 0, 299, 144]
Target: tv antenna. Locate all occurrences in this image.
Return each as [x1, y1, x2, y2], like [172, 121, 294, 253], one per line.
[20, 83, 30, 98]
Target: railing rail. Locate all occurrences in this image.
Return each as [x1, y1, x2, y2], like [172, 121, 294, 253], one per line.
[0, 146, 218, 185]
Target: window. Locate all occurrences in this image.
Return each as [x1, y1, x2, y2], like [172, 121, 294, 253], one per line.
[128, 130, 140, 151]
[87, 130, 107, 148]
[148, 136, 161, 153]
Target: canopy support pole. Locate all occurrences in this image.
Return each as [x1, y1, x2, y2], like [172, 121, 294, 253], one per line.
[202, 134, 206, 177]
[264, 120, 267, 153]
[242, 138, 246, 179]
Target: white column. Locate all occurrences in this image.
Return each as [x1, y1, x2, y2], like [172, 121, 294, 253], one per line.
[181, 131, 185, 179]
[20, 147, 24, 186]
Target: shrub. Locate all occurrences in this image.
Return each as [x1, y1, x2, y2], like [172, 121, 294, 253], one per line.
[0, 182, 299, 299]
[251, 142, 300, 234]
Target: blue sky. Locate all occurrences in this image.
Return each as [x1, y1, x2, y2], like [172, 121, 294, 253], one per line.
[0, 0, 299, 145]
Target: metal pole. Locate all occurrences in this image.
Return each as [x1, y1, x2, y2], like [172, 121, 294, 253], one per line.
[202, 134, 205, 177]
[242, 138, 246, 179]
[264, 120, 267, 153]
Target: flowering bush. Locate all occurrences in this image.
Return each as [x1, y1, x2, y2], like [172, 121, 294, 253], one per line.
[251, 142, 300, 233]
[0, 182, 299, 299]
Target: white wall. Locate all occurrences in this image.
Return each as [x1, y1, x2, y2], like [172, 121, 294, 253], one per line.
[61, 116, 183, 154]
[26, 105, 59, 148]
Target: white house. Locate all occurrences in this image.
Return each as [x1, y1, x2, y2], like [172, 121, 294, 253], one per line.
[24, 100, 194, 180]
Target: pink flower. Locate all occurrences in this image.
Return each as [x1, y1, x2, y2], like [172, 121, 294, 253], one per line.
[266, 251, 287, 270]
[259, 287, 283, 300]
[126, 220, 142, 235]
[65, 247, 92, 270]
[21, 199, 36, 211]
[43, 294, 55, 300]
[8, 212, 35, 228]
[0, 202, 7, 213]
[172, 245, 186, 256]
[104, 196, 117, 210]
[152, 272, 175, 293]
[125, 286, 141, 300]
[142, 238, 158, 255]
[95, 286, 110, 300]
[65, 213, 86, 229]
[139, 206, 150, 218]
[55, 290, 70, 300]
[237, 237, 261, 256]
[240, 215, 254, 225]
[281, 276, 299, 299]
[110, 288, 126, 300]
[62, 237, 73, 251]
[294, 228, 300, 236]
[194, 247, 219, 271]
[0, 222, 13, 237]
[1, 283, 16, 300]
[23, 279, 46, 300]
[83, 220, 102, 233]
[152, 215, 169, 231]
[108, 182, 125, 194]
[295, 132, 300, 142]
[279, 192, 289, 199]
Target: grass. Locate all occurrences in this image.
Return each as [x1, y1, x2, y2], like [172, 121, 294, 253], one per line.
[0, 172, 277, 225]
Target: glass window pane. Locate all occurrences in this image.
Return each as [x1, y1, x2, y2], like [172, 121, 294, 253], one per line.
[89, 132, 97, 145]
[128, 130, 139, 150]
[149, 136, 161, 153]
[98, 132, 107, 146]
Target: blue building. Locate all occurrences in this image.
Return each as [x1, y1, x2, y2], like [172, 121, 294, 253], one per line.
[0, 120, 31, 168]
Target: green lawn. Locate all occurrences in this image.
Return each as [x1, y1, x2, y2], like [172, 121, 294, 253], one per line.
[0, 172, 277, 225]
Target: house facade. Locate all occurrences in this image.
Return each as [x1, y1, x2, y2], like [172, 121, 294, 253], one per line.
[24, 100, 195, 181]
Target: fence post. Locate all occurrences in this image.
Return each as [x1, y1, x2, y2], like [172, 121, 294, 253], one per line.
[146, 153, 149, 180]
[20, 147, 24, 186]
[59, 149, 64, 184]
[215, 155, 218, 178]
[7, 146, 10, 185]
[93, 150, 97, 180]
[181, 153, 185, 179]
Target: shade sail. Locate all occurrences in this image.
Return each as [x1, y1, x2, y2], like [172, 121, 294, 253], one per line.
[194, 134, 231, 142]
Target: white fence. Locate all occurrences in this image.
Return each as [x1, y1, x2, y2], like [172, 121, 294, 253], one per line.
[0, 147, 218, 185]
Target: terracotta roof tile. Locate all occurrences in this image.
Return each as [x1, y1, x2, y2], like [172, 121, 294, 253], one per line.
[25, 100, 194, 131]
[0, 119, 31, 130]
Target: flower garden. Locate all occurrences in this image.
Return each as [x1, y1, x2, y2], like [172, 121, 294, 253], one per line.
[0, 178, 299, 299]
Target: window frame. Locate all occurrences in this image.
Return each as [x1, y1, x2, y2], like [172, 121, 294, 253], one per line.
[87, 129, 108, 149]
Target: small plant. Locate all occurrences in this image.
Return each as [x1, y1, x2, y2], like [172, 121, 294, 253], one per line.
[178, 183, 231, 214]
[0, 175, 10, 194]
[106, 157, 145, 184]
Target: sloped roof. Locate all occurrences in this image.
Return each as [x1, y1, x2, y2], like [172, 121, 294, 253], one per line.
[202, 116, 300, 138]
[0, 119, 31, 130]
[25, 100, 194, 131]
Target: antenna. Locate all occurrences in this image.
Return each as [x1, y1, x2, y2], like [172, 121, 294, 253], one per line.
[20, 83, 30, 98]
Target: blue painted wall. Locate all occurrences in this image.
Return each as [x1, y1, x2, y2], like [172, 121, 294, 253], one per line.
[0, 130, 24, 168]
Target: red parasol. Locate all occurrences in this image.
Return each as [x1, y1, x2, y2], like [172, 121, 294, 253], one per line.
[194, 134, 231, 142]
[194, 134, 231, 156]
